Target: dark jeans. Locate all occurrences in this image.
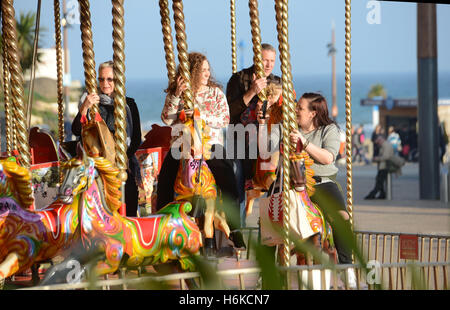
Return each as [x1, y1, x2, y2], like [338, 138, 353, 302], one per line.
[367, 168, 388, 198]
[125, 176, 139, 217]
[156, 145, 241, 231]
[125, 155, 140, 217]
[310, 181, 353, 264]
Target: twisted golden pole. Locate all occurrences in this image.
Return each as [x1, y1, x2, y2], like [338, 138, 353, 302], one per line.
[1, 0, 31, 167]
[248, 0, 266, 101]
[53, 0, 65, 146]
[159, 0, 176, 84]
[274, 0, 296, 268]
[2, 18, 13, 155]
[111, 0, 128, 182]
[345, 0, 353, 229]
[172, 0, 193, 110]
[230, 0, 237, 74]
[78, 0, 98, 115]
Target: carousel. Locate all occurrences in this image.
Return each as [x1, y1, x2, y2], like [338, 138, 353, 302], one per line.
[1, 0, 447, 291]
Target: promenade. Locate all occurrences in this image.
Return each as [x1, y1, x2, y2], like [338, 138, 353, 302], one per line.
[246, 162, 450, 236]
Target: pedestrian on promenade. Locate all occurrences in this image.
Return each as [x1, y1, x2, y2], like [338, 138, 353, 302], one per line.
[371, 124, 384, 158]
[387, 126, 402, 156]
[364, 135, 394, 200]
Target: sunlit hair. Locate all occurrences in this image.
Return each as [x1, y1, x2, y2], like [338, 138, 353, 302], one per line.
[262, 43, 276, 53]
[98, 60, 114, 73]
[298, 92, 337, 129]
[166, 52, 222, 95]
[97, 60, 115, 97]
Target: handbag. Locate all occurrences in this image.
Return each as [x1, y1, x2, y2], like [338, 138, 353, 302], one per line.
[81, 112, 117, 165]
[259, 163, 316, 246]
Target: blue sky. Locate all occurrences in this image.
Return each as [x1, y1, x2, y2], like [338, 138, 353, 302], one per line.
[12, 0, 450, 82]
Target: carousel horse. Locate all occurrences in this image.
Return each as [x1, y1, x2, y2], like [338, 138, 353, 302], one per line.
[0, 157, 80, 284]
[172, 109, 230, 256]
[54, 145, 202, 277]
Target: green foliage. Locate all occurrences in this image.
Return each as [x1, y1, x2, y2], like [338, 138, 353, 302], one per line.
[0, 11, 45, 73]
[368, 83, 387, 99]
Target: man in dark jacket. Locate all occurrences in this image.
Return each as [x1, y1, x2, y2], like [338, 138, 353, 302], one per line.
[225, 43, 281, 229]
[364, 135, 394, 199]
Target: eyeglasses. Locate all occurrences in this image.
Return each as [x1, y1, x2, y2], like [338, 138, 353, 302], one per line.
[99, 77, 114, 82]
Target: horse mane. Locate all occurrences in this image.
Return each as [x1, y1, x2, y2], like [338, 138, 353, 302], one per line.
[182, 118, 212, 160]
[0, 158, 34, 208]
[92, 157, 123, 212]
[290, 151, 316, 197]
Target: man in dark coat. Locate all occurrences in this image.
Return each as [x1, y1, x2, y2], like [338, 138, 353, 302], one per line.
[225, 43, 281, 229]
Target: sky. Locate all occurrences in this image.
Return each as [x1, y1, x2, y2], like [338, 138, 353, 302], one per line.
[10, 0, 450, 82]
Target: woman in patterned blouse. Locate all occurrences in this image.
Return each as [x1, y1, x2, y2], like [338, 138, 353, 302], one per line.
[157, 52, 245, 251]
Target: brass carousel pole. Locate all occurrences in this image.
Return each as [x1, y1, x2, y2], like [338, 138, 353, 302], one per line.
[78, 0, 98, 116]
[1, 0, 31, 168]
[230, 0, 237, 74]
[172, 0, 193, 110]
[248, 0, 266, 102]
[111, 0, 128, 192]
[274, 0, 295, 270]
[159, 0, 176, 84]
[54, 0, 65, 147]
[344, 0, 353, 232]
[1, 11, 13, 155]
[54, 0, 66, 184]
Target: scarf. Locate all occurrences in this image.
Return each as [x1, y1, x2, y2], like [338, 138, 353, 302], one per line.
[80, 92, 133, 147]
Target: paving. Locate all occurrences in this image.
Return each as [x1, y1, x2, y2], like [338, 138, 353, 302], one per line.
[245, 162, 450, 236]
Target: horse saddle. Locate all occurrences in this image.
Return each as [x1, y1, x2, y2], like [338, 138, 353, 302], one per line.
[81, 112, 116, 166]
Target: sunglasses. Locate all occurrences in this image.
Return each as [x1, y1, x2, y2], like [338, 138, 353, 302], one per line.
[99, 77, 114, 82]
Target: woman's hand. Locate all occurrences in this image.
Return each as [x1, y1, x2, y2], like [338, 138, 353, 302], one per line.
[80, 93, 100, 116]
[256, 108, 267, 125]
[289, 129, 305, 145]
[175, 76, 187, 97]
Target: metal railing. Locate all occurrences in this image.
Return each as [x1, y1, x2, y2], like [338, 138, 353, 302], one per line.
[19, 262, 448, 291]
[10, 230, 450, 291]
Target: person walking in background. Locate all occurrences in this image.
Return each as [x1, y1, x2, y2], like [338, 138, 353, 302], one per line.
[387, 126, 402, 156]
[371, 124, 384, 158]
[352, 124, 369, 164]
[72, 60, 142, 217]
[364, 135, 394, 200]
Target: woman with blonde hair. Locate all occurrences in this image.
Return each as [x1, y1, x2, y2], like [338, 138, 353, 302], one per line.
[72, 60, 142, 217]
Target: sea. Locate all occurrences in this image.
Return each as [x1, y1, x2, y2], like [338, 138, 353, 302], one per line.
[125, 71, 450, 136]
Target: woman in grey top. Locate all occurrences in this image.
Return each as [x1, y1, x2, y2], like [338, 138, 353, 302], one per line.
[289, 93, 352, 265]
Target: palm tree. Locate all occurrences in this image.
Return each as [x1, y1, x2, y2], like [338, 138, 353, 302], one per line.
[367, 83, 387, 99]
[16, 11, 44, 72]
[0, 11, 43, 74]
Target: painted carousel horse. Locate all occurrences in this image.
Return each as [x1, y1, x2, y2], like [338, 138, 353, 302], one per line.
[54, 146, 202, 277]
[172, 110, 230, 257]
[0, 157, 80, 284]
